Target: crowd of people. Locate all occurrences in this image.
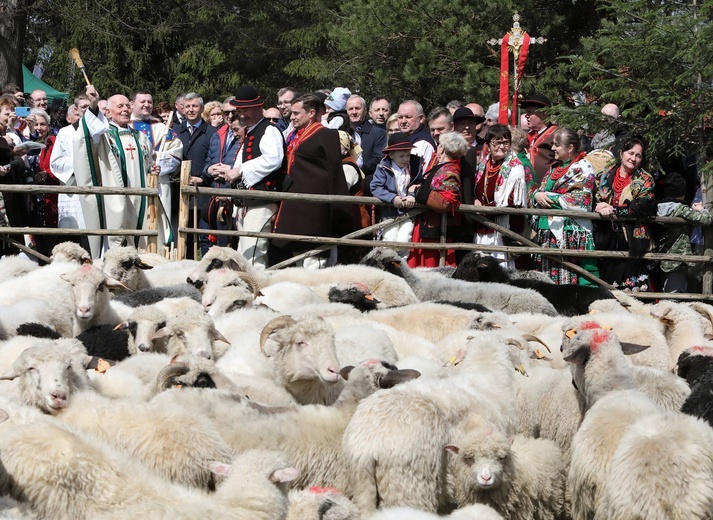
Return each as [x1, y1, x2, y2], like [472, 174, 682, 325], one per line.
[0, 81, 709, 293]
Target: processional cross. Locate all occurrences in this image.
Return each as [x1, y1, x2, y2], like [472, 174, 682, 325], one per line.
[487, 13, 547, 126]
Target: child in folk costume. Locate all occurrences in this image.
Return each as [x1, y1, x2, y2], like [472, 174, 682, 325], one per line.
[370, 132, 423, 259]
[532, 127, 599, 285]
[473, 124, 534, 269]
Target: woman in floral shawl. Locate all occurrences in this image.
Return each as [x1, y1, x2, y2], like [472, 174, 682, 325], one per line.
[474, 124, 534, 268]
[407, 132, 469, 268]
[594, 136, 656, 292]
[531, 127, 598, 285]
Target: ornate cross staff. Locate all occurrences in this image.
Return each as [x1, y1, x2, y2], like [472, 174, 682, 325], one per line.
[487, 13, 546, 126]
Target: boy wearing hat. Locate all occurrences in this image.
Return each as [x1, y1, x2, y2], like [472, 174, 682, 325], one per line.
[655, 171, 712, 292]
[370, 132, 424, 258]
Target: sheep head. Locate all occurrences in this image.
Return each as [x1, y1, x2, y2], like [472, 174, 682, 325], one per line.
[359, 247, 405, 278]
[162, 310, 229, 361]
[101, 246, 153, 291]
[0, 339, 92, 414]
[259, 315, 342, 386]
[61, 265, 126, 321]
[186, 246, 254, 290]
[116, 306, 169, 355]
[202, 269, 260, 314]
[50, 242, 92, 265]
[337, 359, 420, 404]
[445, 425, 514, 491]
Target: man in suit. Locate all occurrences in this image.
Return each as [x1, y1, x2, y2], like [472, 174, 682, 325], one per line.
[176, 92, 217, 258]
[346, 95, 386, 195]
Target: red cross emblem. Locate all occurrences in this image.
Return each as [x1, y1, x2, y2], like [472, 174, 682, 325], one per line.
[125, 144, 137, 160]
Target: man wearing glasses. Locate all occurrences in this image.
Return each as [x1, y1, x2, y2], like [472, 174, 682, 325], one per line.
[28, 90, 48, 110]
[263, 107, 282, 124]
[275, 87, 297, 133]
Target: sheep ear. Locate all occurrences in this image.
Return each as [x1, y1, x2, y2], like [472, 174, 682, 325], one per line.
[134, 258, 154, 270]
[339, 366, 355, 380]
[104, 275, 130, 291]
[0, 368, 19, 381]
[563, 346, 590, 365]
[0, 409, 7, 423]
[444, 445, 460, 455]
[270, 467, 300, 483]
[620, 342, 650, 356]
[212, 328, 231, 345]
[208, 461, 233, 478]
[60, 273, 72, 283]
[226, 259, 242, 271]
[152, 327, 170, 340]
[651, 306, 672, 319]
[114, 321, 129, 331]
[379, 369, 421, 389]
[83, 355, 95, 369]
[677, 352, 695, 379]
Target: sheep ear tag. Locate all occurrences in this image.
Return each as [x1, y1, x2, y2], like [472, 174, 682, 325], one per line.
[86, 357, 115, 373]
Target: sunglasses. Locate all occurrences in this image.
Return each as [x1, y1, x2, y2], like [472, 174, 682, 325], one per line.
[223, 110, 237, 116]
[267, 117, 280, 123]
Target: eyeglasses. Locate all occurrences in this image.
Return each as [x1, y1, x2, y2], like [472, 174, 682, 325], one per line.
[223, 110, 236, 116]
[267, 117, 280, 123]
[490, 140, 511, 148]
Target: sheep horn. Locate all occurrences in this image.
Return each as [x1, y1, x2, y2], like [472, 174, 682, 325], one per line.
[521, 334, 551, 353]
[235, 272, 262, 298]
[155, 362, 191, 392]
[259, 315, 297, 357]
[134, 258, 154, 270]
[506, 338, 525, 351]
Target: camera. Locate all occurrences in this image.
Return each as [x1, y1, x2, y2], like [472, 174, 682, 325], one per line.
[14, 107, 31, 118]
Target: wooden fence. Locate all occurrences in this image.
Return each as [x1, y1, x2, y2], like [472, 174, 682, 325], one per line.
[2, 161, 712, 302]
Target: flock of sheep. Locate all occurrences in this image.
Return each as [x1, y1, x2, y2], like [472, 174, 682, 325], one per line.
[0, 241, 711, 519]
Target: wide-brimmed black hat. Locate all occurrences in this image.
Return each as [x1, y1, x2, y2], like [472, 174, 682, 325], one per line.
[520, 93, 552, 109]
[383, 132, 415, 153]
[229, 86, 264, 108]
[452, 107, 486, 124]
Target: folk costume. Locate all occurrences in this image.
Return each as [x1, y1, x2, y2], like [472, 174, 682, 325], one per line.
[272, 121, 352, 266]
[229, 87, 286, 270]
[130, 116, 183, 246]
[528, 124, 558, 184]
[474, 150, 533, 268]
[74, 108, 152, 259]
[594, 165, 656, 291]
[408, 159, 462, 268]
[532, 153, 598, 285]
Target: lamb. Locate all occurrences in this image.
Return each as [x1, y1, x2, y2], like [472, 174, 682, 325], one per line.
[597, 410, 713, 519]
[563, 323, 663, 520]
[114, 305, 169, 355]
[445, 428, 566, 520]
[102, 245, 198, 290]
[187, 246, 420, 308]
[0, 341, 234, 490]
[0, 406, 296, 520]
[360, 247, 558, 316]
[155, 300, 230, 360]
[217, 314, 343, 405]
[460, 253, 616, 316]
[343, 332, 521, 514]
[287, 487, 360, 520]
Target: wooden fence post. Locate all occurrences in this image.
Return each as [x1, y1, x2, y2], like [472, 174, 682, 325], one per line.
[177, 161, 192, 260]
[146, 172, 158, 253]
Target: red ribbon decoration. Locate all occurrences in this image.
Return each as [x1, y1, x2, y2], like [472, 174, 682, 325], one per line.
[512, 33, 531, 127]
[498, 33, 510, 125]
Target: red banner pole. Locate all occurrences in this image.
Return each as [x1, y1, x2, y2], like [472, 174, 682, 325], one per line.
[498, 33, 510, 125]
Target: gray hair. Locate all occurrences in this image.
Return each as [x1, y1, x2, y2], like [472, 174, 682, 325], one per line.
[30, 108, 50, 125]
[400, 99, 424, 116]
[184, 92, 204, 107]
[428, 106, 452, 124]
[348, 95, 366, 108]
[439, 131, 469, 159]
[446, 100, 465, 111]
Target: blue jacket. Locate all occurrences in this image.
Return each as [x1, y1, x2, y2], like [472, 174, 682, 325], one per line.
[355, 120, 387, 177]
[202, 126, 241, 187]
[370, 154, 423, 219]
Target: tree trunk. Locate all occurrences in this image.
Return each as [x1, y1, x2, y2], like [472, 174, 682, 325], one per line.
[0, 0, 26, 87]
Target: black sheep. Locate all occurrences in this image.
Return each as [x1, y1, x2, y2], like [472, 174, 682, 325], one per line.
[456, 254, 615, 317]
[16, 322, 62, 339]
[76, 324, 131, 362]
[678, 349, 713, 427]
[328, 283, 381, 312]
[113, 283, 201, 308]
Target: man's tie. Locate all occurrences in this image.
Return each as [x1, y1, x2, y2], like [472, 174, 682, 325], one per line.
[188, 125, 195, 136]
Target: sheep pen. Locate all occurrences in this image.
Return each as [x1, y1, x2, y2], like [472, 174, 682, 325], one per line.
[0, 244, 708, 519]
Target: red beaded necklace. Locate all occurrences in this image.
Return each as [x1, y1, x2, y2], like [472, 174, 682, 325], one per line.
[549, 151, 587, 181]
[613, 167, 632, 193]
[481, 158, 503, 205]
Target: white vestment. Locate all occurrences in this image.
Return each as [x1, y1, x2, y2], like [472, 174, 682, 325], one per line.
[50, 124, 86, 229]
[130, 117, 183, 245]
[74, 109, 152, 259]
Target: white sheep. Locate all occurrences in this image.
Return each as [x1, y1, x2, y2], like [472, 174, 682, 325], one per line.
[651, 300, 713, 363]
[0, 406, 296, 520]
[0, 255, 38, 284]
[115, 305, 169, 355]
[0, 341, 233, 490]
[445, 429, 566, 520]
[49, 241, 92, 265]
[201, 268, 259, 314]
[343, 332, 521, 514]
[366, 504, 504, 519]
[597, 410, 713, 519]
[288, 487, 360, 520]
[188, 246, 420, 308]
[0, 495, 38, 519]
[360, 247, 558, 316]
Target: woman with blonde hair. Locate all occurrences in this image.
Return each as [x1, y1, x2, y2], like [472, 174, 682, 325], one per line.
[202, 101, 224, 127]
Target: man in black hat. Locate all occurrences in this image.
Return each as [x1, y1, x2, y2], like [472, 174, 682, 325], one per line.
[223, 85, 286, 270]
[521, 93, 558, 183]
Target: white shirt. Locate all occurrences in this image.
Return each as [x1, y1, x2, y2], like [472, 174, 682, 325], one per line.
[50, 124, 78, 184]
[233, 119, 285, 188]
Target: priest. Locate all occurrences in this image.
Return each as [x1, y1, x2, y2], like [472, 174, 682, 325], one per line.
[74, 85, 160, 258]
